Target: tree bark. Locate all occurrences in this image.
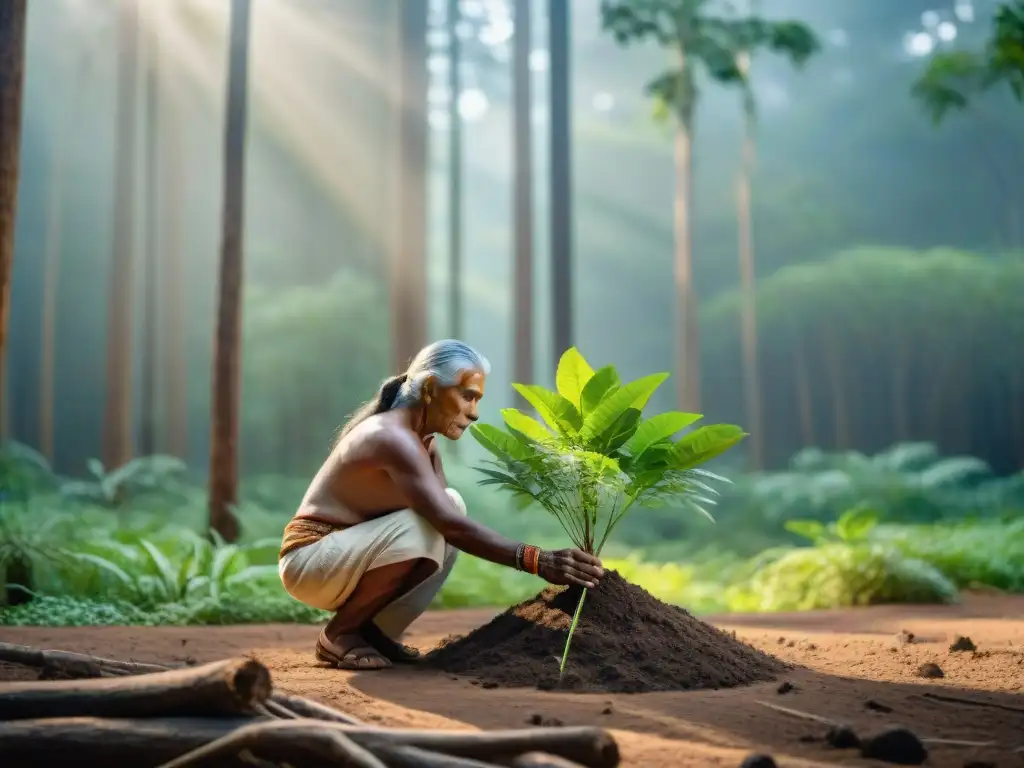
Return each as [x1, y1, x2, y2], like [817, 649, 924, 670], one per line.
[549, 0, 573, 368]
[391, 0, 428, 371]
[674, 121, 700, 412]
[40, 126, 66, 462]
[447, 0, 463, 341]
[103, 0, 139, 469]
[792, 332, 816, 447]
[0, 0, 27, 441]
[736, 123, 761, 468]
[161, 89, 188, 459]
[207, 0, 252, 544]
[0, 658, 271, 721]
[513, 0, 534, 402]
[139, 14, 161, 457]
[0, 717, 619, 768]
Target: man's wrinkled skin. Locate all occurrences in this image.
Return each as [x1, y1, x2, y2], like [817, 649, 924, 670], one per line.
[294, 369, 604, 670]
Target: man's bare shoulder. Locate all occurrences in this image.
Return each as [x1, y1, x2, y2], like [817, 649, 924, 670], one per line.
[341, 414, 423, 463]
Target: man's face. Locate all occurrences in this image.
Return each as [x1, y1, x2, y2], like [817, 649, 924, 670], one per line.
[428, 370, 486, 440]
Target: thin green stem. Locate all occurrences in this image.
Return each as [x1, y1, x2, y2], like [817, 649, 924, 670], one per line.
[558, 587, 588, 678]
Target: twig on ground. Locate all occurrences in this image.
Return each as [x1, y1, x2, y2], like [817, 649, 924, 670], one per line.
[754, 700, 837, 725]
[155, 719, 386, 768]
[918, 691, 1024, 715]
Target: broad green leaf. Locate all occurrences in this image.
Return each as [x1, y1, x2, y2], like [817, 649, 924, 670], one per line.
[501, 409, 554, 443]
[511, 384, 583, 434]
[597, 408, 642, 454]
[581, 373, 669, 441]
[470, 424, 529, 460]
[579, 366, 620, 417]
[624, 411, 703, 459]
[672, 424, 747, 469]
[555, 347, 596, 407]
[834, 506, 880, 543]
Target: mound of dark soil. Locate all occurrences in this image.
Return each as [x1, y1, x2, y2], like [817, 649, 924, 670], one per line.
[424, 571, 787, 693]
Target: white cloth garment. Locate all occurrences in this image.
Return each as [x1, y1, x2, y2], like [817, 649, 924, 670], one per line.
[278, 487, 466, 639]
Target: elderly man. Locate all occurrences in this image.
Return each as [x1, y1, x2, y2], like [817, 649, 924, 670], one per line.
[279, 340, 604, 670]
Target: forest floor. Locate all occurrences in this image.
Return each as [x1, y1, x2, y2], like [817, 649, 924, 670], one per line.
[2, 595, 1023, 767]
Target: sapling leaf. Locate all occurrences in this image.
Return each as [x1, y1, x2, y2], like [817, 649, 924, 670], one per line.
[470, 423, 530, 461]
[501, 409, 554, 443]
[581, 373, 669, 441]
[625, 411, 703, 460]
[672, 425, 748, 469]
[580, 366, 620, 417]
[555, 347, 596, 408]
[512, 384, 584, 435]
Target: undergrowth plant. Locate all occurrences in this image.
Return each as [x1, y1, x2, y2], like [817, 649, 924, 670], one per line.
[470, 347, 747, 675]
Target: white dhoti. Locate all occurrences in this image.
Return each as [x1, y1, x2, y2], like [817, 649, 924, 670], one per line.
[278, 487, 466, 639]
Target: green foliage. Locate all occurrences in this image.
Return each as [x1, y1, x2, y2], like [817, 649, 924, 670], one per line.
[470, 347, 746, 555]
[599, 0, 820, 124]
[912, 1, 1024, 123]
[699, 248, 1024, 472]
[59, 455, 189, 509]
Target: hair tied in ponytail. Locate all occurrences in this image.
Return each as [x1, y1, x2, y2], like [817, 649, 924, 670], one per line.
[379, 373, 408, 411]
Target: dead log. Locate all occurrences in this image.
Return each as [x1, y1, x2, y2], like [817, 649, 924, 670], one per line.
[156, 719, 386, 768]
[270, 691, 364, 725]
[0, 642, 167, 677]
[0, 658, 271, 721]
[0, 717, 620, 768]
[0, 643, 368, 726]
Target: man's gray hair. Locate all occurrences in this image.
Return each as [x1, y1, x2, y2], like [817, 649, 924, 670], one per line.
[393, 339, 491, 408]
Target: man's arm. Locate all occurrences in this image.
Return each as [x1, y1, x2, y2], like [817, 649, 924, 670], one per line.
[378, 428, 518, 568]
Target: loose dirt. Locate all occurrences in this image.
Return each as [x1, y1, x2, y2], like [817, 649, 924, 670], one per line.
[2, 592, 1023, 767]
[425, 571, 787, 692]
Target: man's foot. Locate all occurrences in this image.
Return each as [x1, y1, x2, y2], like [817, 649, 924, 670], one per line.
[315, 631, 391, 670]
[360, 620, 422, 664]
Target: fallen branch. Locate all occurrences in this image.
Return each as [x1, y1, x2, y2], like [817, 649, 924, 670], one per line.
[0, 642, 366, 726]
[156, 719, 386, 768]
[0, 642, 167, 678]
[509, 753, 589, 768]
[919, 692, 1024, 715]
[754, 700, 837, 726]
[0, 717, 620, 768]
[920, 738, 997, 747]
[0, 658, 271, 721]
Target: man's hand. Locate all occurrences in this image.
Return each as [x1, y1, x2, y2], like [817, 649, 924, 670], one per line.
[537, 548, 605, 588]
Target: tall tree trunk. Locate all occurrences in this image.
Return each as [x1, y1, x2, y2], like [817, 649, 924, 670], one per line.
[207, 0, 252, 544]
[513, 0, 534, 401]
[161, 91, 188, 459]
[673, 121, 700, 412]
[446, 0, 462, 341]
[549, 0, 573, 366]
[736, 115, 761, 468]
[40, 129, 67, 462]
[822, 334, 850, 449]
[139, 18, 160, 457]
[0, 1, 27, 442]
[391, 0, 428, 371]
[104, 0, 139, 470]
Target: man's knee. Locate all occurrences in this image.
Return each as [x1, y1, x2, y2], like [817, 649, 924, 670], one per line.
[445, 487, 468, 516]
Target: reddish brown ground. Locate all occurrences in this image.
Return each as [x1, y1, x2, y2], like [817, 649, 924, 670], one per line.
[2, 594, 1023, 767]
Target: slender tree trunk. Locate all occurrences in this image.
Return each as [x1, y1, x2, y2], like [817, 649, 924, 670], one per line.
[673, 120, 700, 412]
[161, 93, 188, 459]
[513, 0, 534, 401]
[103, 0, 139, 469]
[40, 133, 67, 462]
[446, 0, 462, 341]
[736, 117, 761, 468]
[391, 0, 428, 371]
[549, 0, 573, 366]
[207, 0, 252, 544]
[0, 1, 27, 443]
[139, 19, 160, 457]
